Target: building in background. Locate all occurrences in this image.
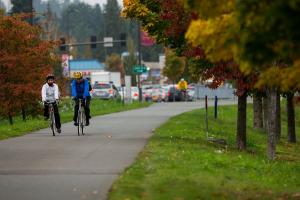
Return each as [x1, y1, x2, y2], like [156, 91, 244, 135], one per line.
[69, 59, 105, 78]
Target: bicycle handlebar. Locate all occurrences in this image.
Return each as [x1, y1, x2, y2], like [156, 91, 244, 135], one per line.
[44, 100, 59, 105]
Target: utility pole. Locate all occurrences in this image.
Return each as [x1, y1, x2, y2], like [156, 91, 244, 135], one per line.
[137, 22, 143, 102]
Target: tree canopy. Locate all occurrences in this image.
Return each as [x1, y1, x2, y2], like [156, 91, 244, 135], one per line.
[0, 13, 57, 122]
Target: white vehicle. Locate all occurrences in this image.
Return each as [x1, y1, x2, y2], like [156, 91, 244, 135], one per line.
[90, 71, 121, 87]
[92, 83, 119, 100]
[131, 87, 139, 101]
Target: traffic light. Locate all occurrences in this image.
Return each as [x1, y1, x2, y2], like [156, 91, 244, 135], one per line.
[59, 37, 66, 51]
[90, 35, 97, 48]
[120, 33, 126, 47]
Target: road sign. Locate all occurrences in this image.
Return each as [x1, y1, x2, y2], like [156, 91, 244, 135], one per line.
[133, 65, 147, 74]
[61, 54, 69, 77]
[104, 37, 113, 47]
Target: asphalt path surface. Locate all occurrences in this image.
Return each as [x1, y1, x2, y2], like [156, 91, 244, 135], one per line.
[0, 100, 235, 200]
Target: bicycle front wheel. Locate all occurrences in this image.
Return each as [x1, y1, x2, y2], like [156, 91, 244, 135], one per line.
[50, 112, 56, 136]
[77, 110, 81, 136]
[80, 110, 85, 135]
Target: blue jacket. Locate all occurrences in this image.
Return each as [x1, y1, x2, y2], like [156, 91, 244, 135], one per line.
[71, 79, 90, 98]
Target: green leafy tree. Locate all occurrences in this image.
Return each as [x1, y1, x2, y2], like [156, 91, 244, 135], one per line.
[163, 49, 185, 84]
[123, 0, 254, 152]
[104, 0, 125, 55]
[60, 2, 105, 60]
[41, 3, 60, 41]
[91, 4, 105, 61]
[235, 0, 300, 157]
[105, 53, 125, 80]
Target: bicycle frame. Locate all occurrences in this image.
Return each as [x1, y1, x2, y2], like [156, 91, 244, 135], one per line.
[77, 99, 86, 136]
[180, 90, 187, 102]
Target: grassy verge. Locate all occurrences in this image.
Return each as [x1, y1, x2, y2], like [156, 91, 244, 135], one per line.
[109, 104, 300, 200]
[0, 99, 151, 140]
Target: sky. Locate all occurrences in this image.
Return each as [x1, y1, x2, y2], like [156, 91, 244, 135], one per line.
[2, 0, 123, 9]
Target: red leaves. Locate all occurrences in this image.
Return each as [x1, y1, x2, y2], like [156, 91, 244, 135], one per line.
[182, 46, 205, 58]
[202, 61, 257, 96]
[159, 0, 191, 38]
[0, 14, 56, 118]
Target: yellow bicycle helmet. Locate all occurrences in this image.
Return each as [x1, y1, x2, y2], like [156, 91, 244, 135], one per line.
[73, 72, 82, 79]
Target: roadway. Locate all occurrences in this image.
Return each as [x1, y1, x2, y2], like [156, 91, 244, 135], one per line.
[0, 100, 234, 200]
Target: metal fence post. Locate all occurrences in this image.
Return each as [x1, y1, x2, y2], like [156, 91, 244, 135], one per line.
[205, 95, 208, 138]
[214, 96, 218, 119]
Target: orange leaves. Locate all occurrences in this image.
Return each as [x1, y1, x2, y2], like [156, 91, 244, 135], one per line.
[122, 0, 151, 18]
[123, 0, 130, 7]
[0, 14, 57, 118]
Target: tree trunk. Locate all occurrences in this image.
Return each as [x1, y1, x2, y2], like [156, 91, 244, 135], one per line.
[263, 96, 269, 133]
[8, 114, 13, 125]
[253, 94, 263, 129]
[275, 92, 281, 141]
[287, 93, 296, 143]
[266, 88, 277, 160]
[237, 93, 247, 150]
[21, 107, 26, 121]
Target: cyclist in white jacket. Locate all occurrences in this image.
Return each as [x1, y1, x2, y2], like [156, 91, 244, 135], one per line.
[41, 74, 61, 133]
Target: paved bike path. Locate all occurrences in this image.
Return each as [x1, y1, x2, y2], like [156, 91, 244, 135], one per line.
[0, 101, 234, 200]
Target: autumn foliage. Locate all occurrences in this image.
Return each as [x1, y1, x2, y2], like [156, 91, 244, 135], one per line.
[0, 13, 57, 123]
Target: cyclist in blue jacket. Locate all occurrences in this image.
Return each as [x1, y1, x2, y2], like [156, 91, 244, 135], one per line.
[72, 72, 91, 126]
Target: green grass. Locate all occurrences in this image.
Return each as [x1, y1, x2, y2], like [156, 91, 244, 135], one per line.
[109, 104, 300, 200]
[0, 99, 151, 140]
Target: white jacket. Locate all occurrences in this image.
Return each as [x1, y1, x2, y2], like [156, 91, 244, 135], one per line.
[41, 83, 59, 102]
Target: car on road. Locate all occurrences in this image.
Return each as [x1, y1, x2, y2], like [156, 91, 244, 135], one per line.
[142, 85, 153, 102]
[91, 83, 119, 100]
[151, 88, 163, 102]
[161, 86, 170, 102]
[131, 87, 139, 101]
[187, 86, 196, 101]
[167, 86, 181, 102]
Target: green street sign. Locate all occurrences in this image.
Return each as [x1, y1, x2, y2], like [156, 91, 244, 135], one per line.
[133, 65, 147, 74]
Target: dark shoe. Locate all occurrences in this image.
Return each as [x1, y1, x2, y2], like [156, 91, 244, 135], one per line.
[74, 122, 79, 126]
[44, 116, 49, 121]
[88, 115, 91, 119]
[85, 121, 89, 126]
[57, 128, 61, 134]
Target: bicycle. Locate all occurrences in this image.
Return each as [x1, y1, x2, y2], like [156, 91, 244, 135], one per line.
[46, 101, 58, 136]
[180, 90, 187, 102]
[76, 98, 86, 136]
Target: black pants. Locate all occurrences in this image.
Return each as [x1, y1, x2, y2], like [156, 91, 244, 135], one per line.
[73, 97, 91, 122]
[44, 102, 61, 129]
